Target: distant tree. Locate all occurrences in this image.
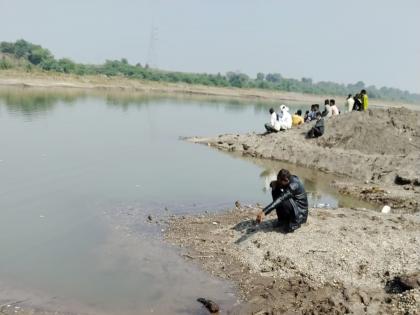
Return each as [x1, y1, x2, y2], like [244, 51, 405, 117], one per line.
[28, 47, 53, 65]
[256, 72, 265, 81]
[226, 72, 249, 88]
[265, 73, 282, 83]
[301, 77, 312, 84]
[0, 42, 15, 54]
[13, 39, 33, 58]
[58, 58, 76, 73]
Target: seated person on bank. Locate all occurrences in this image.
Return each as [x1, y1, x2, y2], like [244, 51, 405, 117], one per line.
[307, 112, 324, 138]
[330, 99, 339, 116]
[322, 99, 331, 118]
[292, 109, 304, 126]
[256, 169, 308, 233]
[306, 104, 320, 122]
[264, 108, 280, 133]
[278, 104, 293, 130]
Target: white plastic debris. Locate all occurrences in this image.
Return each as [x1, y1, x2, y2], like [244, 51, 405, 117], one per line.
[212, 221, 218, 225]
[381, 205, 391, 214]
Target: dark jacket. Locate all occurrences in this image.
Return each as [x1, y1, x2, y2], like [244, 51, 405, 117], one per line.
[314, 118, 325, 134]
[263, 175, 308, 224]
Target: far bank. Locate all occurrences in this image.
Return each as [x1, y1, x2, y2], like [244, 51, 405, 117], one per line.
[1, 70, 419, 110]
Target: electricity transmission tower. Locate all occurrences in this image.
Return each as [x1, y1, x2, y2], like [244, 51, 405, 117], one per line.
[147, 26, 158, 69]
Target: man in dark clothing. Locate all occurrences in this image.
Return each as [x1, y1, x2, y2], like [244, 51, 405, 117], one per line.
[354, 94, 362, 111]
[256, 169, 309, 232]
[307, 112, 324, 138]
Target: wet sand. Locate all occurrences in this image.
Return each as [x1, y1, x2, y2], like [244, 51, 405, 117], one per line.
[165, 205, 420, 314]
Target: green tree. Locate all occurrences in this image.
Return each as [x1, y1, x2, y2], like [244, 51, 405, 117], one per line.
[28, 47, 53, 65]
[256, 72, 265, 81]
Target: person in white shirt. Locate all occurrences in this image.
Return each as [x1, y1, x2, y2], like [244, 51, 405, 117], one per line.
[346, 94, 355, 112]
[278, 104, 292, 130]
[264, 108, 280, 133]
[330, 99, 339, 116]
[322, 99, 332, 118]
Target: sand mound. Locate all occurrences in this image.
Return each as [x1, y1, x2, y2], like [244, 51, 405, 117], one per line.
[317, 108, 420, 155]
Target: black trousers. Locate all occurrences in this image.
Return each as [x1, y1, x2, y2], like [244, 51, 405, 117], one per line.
[275, 199, 294, 223]
[275, 199, 303, 232]
[264, 123, 278, 133]
[307, 127, 323, 138]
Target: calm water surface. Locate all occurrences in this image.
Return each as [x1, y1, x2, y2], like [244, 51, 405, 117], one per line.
[0, 88, 371, 314]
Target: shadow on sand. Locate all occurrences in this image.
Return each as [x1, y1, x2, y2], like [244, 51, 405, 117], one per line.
[232, 218, 290, 244]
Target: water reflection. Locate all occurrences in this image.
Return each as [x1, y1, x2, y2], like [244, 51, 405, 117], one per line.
[0, 86, 292, 118]
[229, 153, 373, 209]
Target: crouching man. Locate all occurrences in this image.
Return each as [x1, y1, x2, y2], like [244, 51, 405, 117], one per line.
[256, 169, 308, 232]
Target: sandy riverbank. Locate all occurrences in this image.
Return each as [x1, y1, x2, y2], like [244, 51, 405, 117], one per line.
[165, 205, 420, 314]
[163, 106, 420, 314]
[1, 70, 419, 110]
[188, 107, 420, 213]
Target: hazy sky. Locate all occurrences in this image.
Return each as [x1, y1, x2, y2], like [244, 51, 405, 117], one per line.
[1, 0, 419, 93]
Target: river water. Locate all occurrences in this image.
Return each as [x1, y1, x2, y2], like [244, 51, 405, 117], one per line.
[0, 88, 371, 314]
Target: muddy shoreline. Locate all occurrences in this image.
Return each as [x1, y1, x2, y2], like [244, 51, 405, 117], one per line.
[165, 205, 420, 314]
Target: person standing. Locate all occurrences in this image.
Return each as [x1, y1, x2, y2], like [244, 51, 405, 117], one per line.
[264, 108, 280, 133]
[256, 169, 308, 233]
[354, 94, 363, 111]
[346, 94, 355, 112]
[361, 89, 369, 111]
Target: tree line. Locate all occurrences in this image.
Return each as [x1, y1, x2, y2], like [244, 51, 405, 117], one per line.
[1, 39, 419, 103]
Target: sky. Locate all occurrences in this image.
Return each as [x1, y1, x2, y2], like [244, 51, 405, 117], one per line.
[1, 0, 419, 93]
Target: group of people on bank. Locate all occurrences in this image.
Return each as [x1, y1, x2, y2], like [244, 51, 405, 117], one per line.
[264, 89, 369, 138]
[257, 90, 369, 233]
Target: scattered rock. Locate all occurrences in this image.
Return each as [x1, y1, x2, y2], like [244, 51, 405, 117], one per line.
[399, 272, 420, 290]
[147, 215, 153, 222]
[197, 298, 220, 313]
[395, 174, 412, 185]
[386, 272, 420, 293]
[381, 205, 391, 214]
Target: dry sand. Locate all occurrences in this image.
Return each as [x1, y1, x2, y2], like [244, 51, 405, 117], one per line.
[165, 206, 420, 314]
